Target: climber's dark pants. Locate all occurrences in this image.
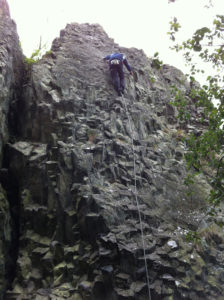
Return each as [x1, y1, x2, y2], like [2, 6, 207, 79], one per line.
[110, 65, 125, 95]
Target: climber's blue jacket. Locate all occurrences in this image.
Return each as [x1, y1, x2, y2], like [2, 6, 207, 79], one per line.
[103, 53, 132, 72]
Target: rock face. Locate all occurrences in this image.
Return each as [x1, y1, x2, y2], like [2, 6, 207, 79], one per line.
[1, 1, 224, 300]
[0, 0, 24, 297]
[0, 0, 24, 153]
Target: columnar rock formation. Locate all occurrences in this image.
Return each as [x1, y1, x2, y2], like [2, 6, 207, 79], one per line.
[0, 0, 24, 296]
[1, 1, 224, 299]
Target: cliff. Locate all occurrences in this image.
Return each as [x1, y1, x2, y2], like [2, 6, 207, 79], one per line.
[1, 1, 224, 299]
[0, 0, 24, 296]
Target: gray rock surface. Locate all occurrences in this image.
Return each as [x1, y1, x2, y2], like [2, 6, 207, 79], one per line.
[0, 0, 24, 297]
[0, 1, 224, 299]
[0, 0, 24, 157]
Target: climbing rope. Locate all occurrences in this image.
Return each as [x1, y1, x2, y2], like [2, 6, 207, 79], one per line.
[122, 94, 152, 300]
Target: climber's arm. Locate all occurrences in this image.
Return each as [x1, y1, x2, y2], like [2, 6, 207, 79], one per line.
[123, 58, 132, 73]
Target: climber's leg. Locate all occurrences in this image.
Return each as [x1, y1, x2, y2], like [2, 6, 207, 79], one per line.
[110, 67, 121, 95]
[118, 66, 125, 94]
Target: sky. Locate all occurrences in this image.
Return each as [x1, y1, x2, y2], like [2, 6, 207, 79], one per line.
[6, 0, 224, 82]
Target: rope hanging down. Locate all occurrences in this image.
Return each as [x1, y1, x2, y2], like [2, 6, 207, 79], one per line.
[122, 94, 152, 300]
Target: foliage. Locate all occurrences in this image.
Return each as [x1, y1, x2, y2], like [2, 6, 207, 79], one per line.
[151, 52, 163, 69]
[185, 230, 201, 243]
[24, 38, 51, 65]
[168, 17, 181, 41]
[25, 48, 42, 65]
[170, 85, 190, 121]
[168, 9, 224, 214]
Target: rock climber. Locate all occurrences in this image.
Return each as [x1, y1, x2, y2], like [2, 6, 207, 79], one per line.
[103, 53, 132, 96]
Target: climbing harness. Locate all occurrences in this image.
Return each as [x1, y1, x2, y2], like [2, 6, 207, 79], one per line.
[122, 94, 152, 300]
[110, 59, 120, 65]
